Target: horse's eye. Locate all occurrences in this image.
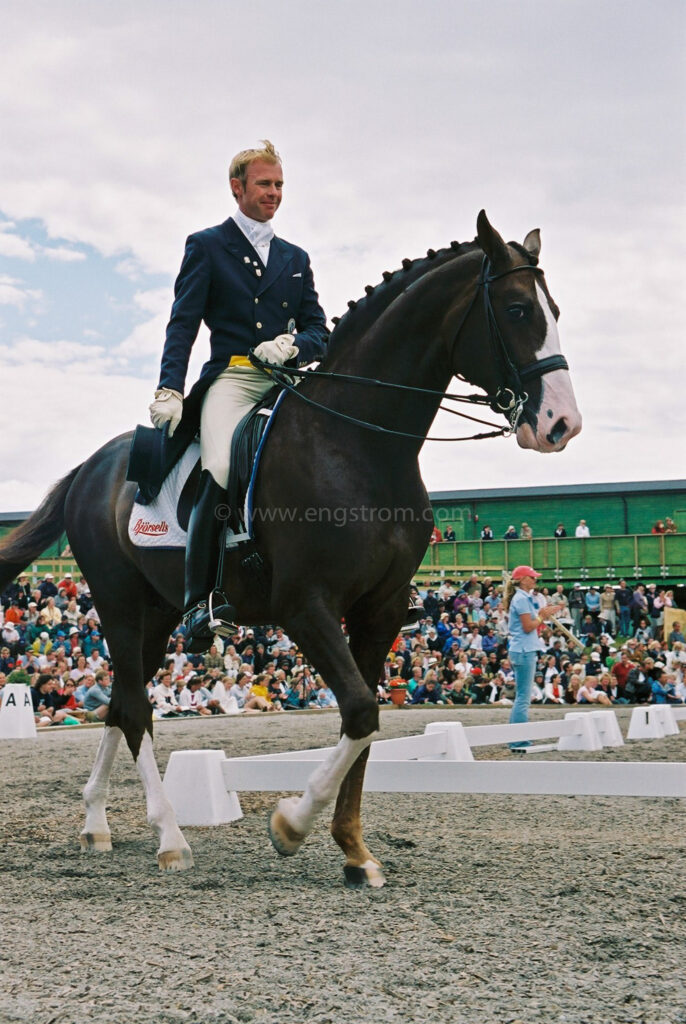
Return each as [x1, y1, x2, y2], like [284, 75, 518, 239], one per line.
[506, 304, 527, 321]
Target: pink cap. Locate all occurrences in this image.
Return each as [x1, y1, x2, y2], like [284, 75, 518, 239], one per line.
[511, 565, 541, 580]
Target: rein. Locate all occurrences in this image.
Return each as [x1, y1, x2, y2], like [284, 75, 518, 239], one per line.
[249, 255, 569, 443]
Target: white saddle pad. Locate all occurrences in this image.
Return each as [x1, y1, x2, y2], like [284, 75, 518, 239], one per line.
[128, 443, 200, 549]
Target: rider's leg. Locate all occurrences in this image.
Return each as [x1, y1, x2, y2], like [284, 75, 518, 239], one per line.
[183, 468, 233, 645]
[183, 367, 275, 645]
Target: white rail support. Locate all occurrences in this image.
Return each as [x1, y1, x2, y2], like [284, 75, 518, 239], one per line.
[163, 749, 242, 826]
[651, 705, 679, 736]
[627, 705, 678, 740]
[589, 709, 625, 747]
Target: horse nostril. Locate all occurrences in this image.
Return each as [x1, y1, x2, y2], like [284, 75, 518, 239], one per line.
[546, 417, 568, 445]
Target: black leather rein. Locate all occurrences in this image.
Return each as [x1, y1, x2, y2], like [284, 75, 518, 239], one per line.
[249, 255, 569, 443]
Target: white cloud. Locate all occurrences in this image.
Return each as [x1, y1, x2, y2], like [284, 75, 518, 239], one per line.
[0, 228, 35, 261]
[0, 275, 42, 309]
[40, 245, 86, 262]
[115, 287, 170, 362]
[0, 362, 151, 511]
[0, 337, 110, 367]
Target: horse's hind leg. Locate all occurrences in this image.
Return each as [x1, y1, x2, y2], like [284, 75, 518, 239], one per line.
[134, 605, 194, 871]
[80, 725, 124, 852]
[82, 592, 192, 871]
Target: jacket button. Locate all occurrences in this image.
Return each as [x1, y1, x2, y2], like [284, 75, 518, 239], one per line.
[282, 301, 288, 308]
[254, 297, 259, 304]
[256, 322, 262, 329]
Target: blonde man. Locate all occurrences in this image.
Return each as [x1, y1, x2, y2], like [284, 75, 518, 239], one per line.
[150, 140, 328, 649]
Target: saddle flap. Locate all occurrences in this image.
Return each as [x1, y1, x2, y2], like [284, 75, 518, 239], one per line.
[228, 385, 283, 534]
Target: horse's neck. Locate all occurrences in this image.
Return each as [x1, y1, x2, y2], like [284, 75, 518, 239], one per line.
[320, 253, 480, 446]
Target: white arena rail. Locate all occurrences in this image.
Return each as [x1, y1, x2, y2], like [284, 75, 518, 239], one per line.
[162, 713, 685, 827]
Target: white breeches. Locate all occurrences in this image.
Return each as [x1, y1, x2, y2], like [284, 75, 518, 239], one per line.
[200, 366, 275, 489]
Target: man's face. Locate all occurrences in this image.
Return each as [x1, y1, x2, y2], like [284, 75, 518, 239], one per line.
[232, 159, 283, 222]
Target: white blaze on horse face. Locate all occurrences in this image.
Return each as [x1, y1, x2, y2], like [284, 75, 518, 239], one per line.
[516, 283, 582, 453]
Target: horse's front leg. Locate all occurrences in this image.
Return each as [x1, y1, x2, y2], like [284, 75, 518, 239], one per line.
[269, 730, 379, 858]
[268, 600, 380, 865]
[329, 608, 406, 888]
[136, 732, 194, 871]
[80, 725, 123, 852]
[330, 745, 386, 889]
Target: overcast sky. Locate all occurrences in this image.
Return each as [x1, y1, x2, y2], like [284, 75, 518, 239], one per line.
[1, 0, 684, 511]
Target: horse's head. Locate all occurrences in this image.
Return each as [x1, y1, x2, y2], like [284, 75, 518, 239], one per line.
[451, 211, 582, 453]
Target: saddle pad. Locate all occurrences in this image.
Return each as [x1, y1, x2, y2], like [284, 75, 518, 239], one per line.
[128, 443, 201, 549]
[127, 389, 287, 550]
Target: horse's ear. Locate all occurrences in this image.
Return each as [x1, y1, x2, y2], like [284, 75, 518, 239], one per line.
[476, 210, 508, 267]
[523, 228, 541, 258]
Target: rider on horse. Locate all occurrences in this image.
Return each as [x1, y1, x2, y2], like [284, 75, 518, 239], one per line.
[149, 140, 329, 648]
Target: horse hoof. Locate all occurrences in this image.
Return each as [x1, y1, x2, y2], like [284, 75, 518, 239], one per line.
[158, 847, 194, 871]
[79, 832, 112, 853]
[344, 859, 386, 890]
[268, 801, 307, 857]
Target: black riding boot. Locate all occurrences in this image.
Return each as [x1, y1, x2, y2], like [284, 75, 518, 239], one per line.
[183, 469, 236, 651]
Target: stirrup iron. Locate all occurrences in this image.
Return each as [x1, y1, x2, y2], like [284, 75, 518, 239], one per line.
[207, 588, 237, 637]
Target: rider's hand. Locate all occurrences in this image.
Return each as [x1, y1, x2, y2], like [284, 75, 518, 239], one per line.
[149, 388, 183, 437]
[254, 334, 299, 366]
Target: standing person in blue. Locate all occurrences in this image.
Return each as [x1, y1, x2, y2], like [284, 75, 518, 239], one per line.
[150, 140, 329, 649]
[504, 565, 564, 751]
[615, 578, 633, 638]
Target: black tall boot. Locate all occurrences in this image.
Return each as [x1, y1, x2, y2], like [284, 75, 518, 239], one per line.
[183, 469, 236, 651]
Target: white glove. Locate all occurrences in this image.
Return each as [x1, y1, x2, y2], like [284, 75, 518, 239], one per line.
[149, 388, 183, 437]
[253, 334, 298, 366]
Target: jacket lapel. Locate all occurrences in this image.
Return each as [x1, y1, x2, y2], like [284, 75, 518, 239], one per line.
[256, 236, 294, 296]
[220, 218, 264, 275]
[220, 218, 294, 294]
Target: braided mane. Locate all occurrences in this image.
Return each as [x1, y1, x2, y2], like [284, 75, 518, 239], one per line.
[325, 239, 479, 355]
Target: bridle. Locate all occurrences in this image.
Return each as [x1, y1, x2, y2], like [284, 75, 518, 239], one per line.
[249, 254, 570, 443]
[469, 255, 569, 426]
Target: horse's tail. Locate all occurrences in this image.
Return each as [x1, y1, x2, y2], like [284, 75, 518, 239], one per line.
[0, 464, 83, 588]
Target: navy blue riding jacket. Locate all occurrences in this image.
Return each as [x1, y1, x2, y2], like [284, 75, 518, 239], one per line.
[158, 217, 329, 397]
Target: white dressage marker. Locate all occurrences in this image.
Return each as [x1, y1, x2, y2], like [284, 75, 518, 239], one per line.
[0, 684, 37, 740]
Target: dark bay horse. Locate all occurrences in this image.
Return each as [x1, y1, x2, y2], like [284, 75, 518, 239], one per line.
[0, 212, 581, 886]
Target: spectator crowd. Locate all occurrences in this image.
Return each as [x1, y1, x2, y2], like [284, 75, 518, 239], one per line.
[430, 516, 679, 542]
[1, 568, 684, 725]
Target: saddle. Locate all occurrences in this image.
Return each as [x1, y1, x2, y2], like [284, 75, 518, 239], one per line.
[126, 385, 284, 544]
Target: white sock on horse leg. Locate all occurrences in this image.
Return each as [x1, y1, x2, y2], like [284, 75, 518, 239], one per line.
[284, 731, 378, 836]
[82, 725, 123, 837]
[136, 733, 191, 855]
